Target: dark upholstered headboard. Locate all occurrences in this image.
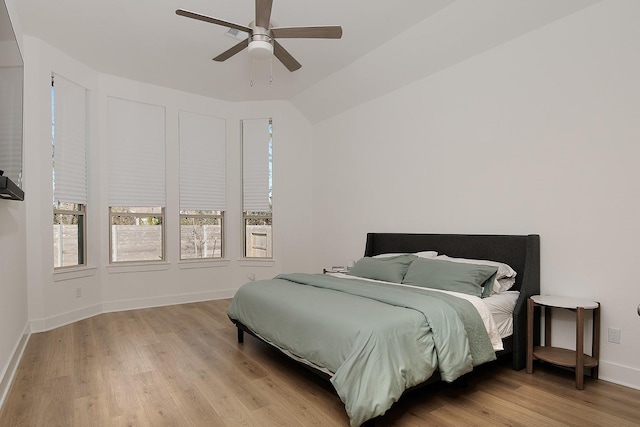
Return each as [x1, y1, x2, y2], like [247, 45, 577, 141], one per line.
[363, 233, 540, 370]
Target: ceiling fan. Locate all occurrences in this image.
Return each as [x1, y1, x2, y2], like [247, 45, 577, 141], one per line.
[176, 0, 342, 72]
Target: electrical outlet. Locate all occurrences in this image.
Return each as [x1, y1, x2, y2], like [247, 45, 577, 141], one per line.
[75, 287, 82, 298]
[608, 327, 621, 344]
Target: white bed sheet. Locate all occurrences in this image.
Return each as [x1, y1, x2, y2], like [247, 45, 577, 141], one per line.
[330, 272, 504, 351]
[482, 290, 519, 339]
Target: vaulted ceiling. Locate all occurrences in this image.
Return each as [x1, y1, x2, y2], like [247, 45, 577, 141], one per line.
[14, 0, 599, 122]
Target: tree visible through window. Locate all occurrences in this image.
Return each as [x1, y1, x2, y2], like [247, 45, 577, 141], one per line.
[180, 210, 224, 259]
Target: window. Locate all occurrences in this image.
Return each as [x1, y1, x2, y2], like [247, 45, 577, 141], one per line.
[110, 207, 164, 262]
[180, 210, 224, 259]
[178, 111, 226, 260]
[107, 97, 166, 263]
[53, 203, 85, 268]
[242, 118, 272, 258]
[52, 74, 87, 269]
[243, 211, 272, 258]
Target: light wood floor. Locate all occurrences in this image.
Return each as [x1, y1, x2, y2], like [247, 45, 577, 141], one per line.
[1, 299, 639, 427]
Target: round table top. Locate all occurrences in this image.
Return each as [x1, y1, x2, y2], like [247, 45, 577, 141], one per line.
[531, 294, 599, 309]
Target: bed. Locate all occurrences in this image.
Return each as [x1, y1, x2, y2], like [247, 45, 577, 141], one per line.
[228, 233, 540, 426]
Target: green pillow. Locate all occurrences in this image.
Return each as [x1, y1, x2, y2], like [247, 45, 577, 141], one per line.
[402, 257, 498, 298]
[347, 254, 416, 283]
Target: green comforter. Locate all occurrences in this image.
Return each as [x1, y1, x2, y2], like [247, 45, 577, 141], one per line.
[227, 273, 496, 426]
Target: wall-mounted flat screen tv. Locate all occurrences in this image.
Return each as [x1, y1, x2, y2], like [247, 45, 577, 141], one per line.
[0, 0, 24, 201]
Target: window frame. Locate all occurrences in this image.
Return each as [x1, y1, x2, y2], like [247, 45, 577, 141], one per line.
[179, 210, 225, 260]
[53, 202, 86, 269]
[109, 206, 166, 264]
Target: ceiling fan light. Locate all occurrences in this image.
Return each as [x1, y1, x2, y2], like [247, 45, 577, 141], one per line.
[248, 40, 273, 58]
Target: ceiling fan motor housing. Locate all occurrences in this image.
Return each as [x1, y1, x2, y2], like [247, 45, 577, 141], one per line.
[248, 26, 273, 58]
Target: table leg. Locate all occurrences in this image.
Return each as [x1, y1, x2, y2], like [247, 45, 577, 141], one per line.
[592, 304, 600, 379]
[545, 306, 552, 347]
[527, 298, 534, 374]
[576, 307, 585, 390]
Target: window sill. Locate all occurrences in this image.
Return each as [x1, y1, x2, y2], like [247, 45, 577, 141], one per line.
[53, 265, 97, 282]
[106, 261, 170, 274]
[237, 259, 275, 267]
[178, 259, 230, 270]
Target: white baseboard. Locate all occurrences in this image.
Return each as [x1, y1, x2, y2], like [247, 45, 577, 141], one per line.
[101, 289, 236, 313]
[0, 322, 31, 410]
[29, 289, 237, 333]
[598, 360, 640, 391]
[30, 303, 103, 333]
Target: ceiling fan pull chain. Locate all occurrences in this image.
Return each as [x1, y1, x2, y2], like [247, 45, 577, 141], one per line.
[250, 57, 254, 86]
[270, 58, 273, 85]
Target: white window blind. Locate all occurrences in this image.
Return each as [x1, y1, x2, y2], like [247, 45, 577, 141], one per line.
[179, 111, 226, 211]
[0, 66, 23, 185]
[107, 97, 166, 207]
[242, 118, 271, 212]
[52, 74, 87, 204]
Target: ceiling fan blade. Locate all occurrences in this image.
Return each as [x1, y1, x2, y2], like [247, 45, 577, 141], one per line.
[213, 39, 250, 62]
[255, 0, 273, 29]
[271, 26, 343, 39]
[274, 41, 301, 72]
[176, 9, 252, 34]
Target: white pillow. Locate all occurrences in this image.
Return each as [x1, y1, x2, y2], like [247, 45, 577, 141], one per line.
[373, 251, 438, 259]
[434, 255, 516, 294]
[373, 253, 409, 258]
[416, 251, 438, 259]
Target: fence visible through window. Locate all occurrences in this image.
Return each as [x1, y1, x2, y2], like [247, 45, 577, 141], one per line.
[109, 207, 164, 263]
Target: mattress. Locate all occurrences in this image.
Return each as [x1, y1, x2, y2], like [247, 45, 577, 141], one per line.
[483, 290, 519, 339]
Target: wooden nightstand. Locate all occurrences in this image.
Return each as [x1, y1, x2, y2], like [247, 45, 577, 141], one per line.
[526, 295, 600, 389]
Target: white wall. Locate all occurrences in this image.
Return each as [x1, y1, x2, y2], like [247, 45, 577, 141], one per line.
[312, 0, 640, 389]
[22, 37, 314, 331]
[0, 0, 28, 407]
[0, 200, 28, 405]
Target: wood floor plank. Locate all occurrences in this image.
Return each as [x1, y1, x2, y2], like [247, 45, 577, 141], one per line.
[250, 375, 345, 426]
[35, 375, 74, 427]
[131, 370, 191, 427]
[508, 384, 638, 427]
[188, 366, 258, 426]
[464, 389, 559, 426]
[170, 387, 226, 426]
[99, 353, 145, 418]
[2, 299, 640, 427]
[110, 410, 152, 427]
[73, 393, 111, 427]
[42, 325, 75, 382]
